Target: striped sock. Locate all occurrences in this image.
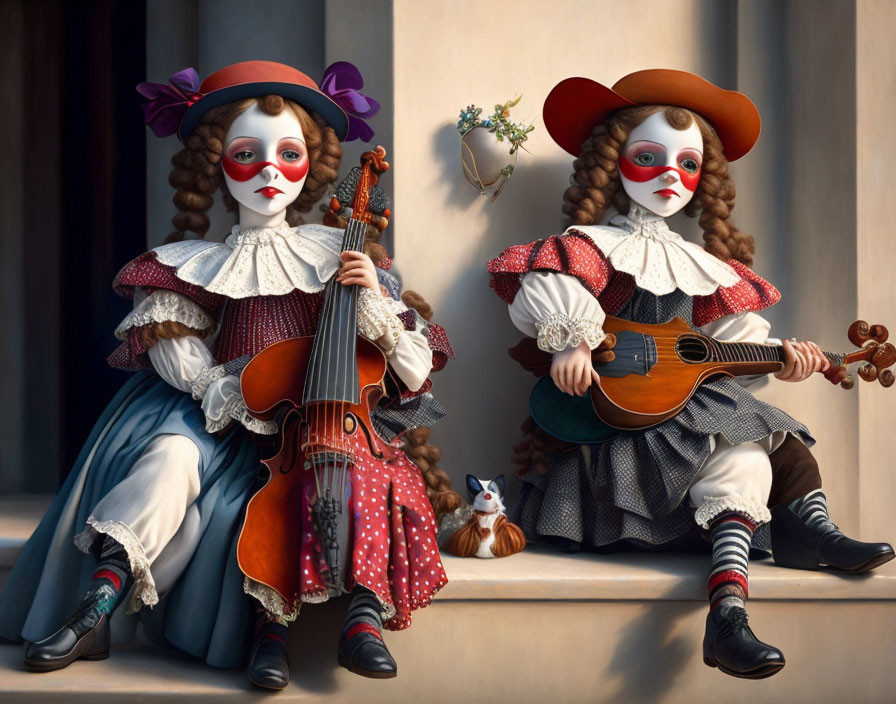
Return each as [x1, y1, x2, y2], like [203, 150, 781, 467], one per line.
[342, 587, 384, 645]
[707, 513, 757, 611]
[788, 489, 838, 534]
[69, 536, 132, 636]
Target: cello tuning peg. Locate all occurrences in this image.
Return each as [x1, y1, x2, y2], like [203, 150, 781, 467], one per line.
[880, 369, 895, 388]
[841, 375, 856, 390]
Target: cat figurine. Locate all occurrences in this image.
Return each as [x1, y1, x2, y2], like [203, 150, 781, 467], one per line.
[446, 475, 526, 558]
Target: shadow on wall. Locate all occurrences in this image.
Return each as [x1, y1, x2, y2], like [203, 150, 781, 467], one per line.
[605, 594, 702, 702]
[423, 120, 577, 509]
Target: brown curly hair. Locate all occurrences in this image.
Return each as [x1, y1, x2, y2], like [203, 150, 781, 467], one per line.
[562, 105, 755, 267]
[167, 95, 342, 243]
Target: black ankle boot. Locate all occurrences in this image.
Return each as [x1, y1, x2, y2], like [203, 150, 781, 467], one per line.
[248, 621, 290, 690]
[771, 504, 895, 572]
[24, 612, 110, 672]
[703, 604, 785, 679]
[337, 630, 397, 679]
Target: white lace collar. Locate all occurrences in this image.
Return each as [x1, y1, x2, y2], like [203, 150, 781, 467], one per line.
[573, 203, 741, 296]
[153, 222, 344, 299]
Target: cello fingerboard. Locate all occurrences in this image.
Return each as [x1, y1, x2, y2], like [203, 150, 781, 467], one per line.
[303, 219, 368, 405]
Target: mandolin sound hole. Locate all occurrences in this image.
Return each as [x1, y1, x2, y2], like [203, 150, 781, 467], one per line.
[676, 335, 711, 364]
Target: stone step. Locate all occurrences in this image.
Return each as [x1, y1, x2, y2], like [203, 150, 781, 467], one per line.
[2, 496, 895, 702]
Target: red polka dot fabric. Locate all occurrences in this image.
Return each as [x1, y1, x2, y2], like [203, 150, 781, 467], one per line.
[487, 232, 613, 304]
[296, 439, 446, 631]
[692, 259, 781, 326]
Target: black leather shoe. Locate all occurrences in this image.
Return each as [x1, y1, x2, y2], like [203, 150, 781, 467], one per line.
[771, 504, 895, 572]
[703, 605, 785, 680]
[247, 622, 290, 691]
[337, 632, 397, 679]
[24, 614, 110, 672]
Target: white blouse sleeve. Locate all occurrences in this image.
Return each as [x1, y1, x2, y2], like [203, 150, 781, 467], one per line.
[146, 336, 215, 394]
[388, 325, 433, 393]
[145, 326, 278, 435]
[357, 287, 432, 392]
[697, 311, 774, 390]
[200, 375, 278, 435]
[508, 271, 607, 353]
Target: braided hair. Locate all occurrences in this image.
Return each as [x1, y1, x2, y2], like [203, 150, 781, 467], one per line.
[166, 95, 342, 243]
[562, 105, 755, 267]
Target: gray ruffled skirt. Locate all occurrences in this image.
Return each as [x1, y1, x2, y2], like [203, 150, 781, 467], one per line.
[514, 377, 813, 551]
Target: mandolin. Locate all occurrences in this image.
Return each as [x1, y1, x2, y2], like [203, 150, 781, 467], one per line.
[528, 315, 896, 444]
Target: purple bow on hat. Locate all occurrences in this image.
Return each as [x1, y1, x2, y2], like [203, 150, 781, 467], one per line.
[320, 61, 380, 143]
[136, 68, 204, 138]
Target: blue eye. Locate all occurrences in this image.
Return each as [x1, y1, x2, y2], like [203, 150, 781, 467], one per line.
[680, 158, 699, 173]
[233, 150, 256, 163]
[280, 149, 300, 162]
[634, 152, 655, 166]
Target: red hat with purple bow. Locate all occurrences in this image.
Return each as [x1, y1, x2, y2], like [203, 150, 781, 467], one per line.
[137, 60, 380, 143]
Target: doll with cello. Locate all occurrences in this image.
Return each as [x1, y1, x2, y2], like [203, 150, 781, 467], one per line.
[0, 60, 450, 691]
[488, 69, 895, 679]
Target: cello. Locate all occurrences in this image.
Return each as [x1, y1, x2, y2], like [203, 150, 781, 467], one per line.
[236, 147, 391, 611]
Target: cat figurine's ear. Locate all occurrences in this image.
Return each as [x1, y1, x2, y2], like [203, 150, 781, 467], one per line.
[488, 475, 506, 497]
[466, 474, 485, 499]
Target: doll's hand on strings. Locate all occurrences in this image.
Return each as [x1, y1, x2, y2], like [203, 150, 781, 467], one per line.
[775, 339, 830, 382]
[551, 341, 599, 396]
[337, 251, 379, 290]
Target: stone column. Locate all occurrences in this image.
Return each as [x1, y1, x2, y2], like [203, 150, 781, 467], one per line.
[857, 0, 896, 540]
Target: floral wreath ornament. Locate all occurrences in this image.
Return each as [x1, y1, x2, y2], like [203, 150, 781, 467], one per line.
[137, 61, 380, 143]
[457, 96, 534, 202]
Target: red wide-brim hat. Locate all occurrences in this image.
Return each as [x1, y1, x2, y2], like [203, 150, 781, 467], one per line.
[179, 60, 349, 141]
[543, 69, 761, 162]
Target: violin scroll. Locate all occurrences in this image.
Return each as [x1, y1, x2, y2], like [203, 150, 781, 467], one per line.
[350, 146, 390, 223]
[848, 320, 889, 347]
[829, 320, 896, 389]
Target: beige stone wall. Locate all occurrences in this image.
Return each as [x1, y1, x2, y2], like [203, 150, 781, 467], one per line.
[392, 0, 740, 507]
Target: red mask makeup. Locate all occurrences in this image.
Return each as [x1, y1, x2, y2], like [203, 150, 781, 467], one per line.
[222, 149, 309, 183]
[618, 111, 703, 217]
[221, 105, 310, 220]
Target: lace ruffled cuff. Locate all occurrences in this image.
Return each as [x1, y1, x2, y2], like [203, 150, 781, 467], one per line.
[201, 375, 279, 435]
[74, 518, 157, 612]
[534, 313, 606, 353]
[357, 287, 404, 356]
[694, 496, 772, 529]
[115, 289, 215, 341]
[189, 365, 228, 401]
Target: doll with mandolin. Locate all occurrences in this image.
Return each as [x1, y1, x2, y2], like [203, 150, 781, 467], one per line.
[488, 69, 895, 680]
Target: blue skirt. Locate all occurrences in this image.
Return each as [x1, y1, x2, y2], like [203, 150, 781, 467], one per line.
[0, 371, 261, 668]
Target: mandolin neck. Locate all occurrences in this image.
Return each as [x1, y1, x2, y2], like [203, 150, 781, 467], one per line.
[702, 337, 846, 375]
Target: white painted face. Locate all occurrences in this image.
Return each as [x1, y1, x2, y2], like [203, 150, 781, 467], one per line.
[618, 110, 703, 218]
[221, 104, 309, 220]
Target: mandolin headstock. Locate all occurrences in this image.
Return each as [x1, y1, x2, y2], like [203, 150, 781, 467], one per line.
[824, 320, 896, 389]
